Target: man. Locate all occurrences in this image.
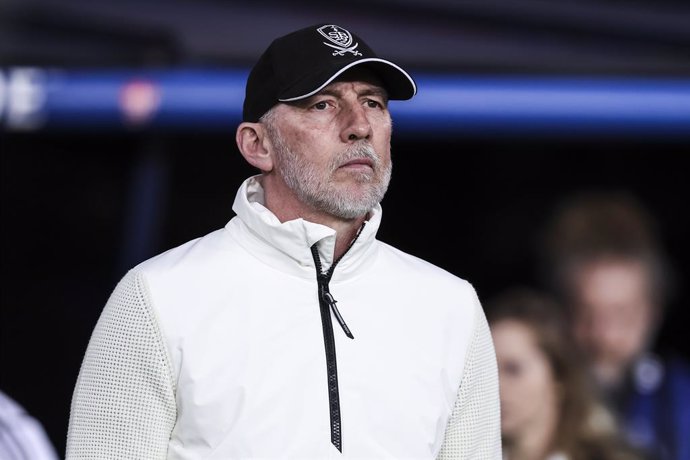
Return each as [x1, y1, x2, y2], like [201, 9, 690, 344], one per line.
[66, 24, 501, 459]
[540, 191, 690, 460]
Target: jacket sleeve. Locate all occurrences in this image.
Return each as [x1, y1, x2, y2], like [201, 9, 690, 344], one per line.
[66, 270, 177, 459]
[437, 296, 502, 459]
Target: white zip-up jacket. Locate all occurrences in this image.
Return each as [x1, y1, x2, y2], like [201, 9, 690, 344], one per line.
[67, 176, 501, 460]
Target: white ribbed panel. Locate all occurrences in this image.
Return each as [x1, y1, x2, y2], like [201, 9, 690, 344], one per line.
[437, 301, 502, 459]
[66, 271, 176, 459]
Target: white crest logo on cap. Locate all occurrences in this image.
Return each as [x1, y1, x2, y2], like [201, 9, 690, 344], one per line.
[317, 25, 362, 57]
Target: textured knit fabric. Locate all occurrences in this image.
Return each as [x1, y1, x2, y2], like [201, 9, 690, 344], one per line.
[66, 175, 502, 459]
[437, 303, 501, 459]
[0, 390, 60, 460]
[66, 272, 177, 459]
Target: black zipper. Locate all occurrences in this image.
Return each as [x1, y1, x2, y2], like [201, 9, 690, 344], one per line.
[310, 223, 364, 452]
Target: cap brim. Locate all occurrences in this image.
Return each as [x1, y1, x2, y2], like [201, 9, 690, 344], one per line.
[278, 58, 417, 102]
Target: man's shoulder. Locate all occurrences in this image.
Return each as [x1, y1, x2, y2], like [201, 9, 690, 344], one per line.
[375, 240, 477, 295]
[131, 226, 237, 278]
[376, 240, 466, 276]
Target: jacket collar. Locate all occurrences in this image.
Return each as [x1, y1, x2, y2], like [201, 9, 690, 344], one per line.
[229, 175, 382, 276]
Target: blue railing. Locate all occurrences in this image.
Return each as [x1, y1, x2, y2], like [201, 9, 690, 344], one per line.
[2, 67, 689, 137]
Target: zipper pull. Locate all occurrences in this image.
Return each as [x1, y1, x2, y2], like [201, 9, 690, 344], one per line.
[322, 290, 354, 340]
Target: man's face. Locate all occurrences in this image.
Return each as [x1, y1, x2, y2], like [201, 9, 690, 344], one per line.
[570, 259, 655, 386]
[263, 68, 393, 220]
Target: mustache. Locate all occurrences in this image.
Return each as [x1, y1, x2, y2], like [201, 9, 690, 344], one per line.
[338, 142, 378, 164]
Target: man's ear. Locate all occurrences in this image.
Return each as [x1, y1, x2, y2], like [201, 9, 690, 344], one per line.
[236, 122, 274, 172]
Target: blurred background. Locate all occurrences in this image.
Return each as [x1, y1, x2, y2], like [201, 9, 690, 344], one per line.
[1, 0, 689, 456]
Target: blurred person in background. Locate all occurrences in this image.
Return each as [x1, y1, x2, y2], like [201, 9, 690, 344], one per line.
[487, 287, 643, 460]
[539, 191, 690, 460]
[0, 389, 59, 460]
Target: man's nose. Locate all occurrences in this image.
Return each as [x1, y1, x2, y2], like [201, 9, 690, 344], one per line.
[340, 103, 372, 142]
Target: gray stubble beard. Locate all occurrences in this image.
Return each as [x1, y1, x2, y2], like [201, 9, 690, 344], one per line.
[264, 116, 392, 220]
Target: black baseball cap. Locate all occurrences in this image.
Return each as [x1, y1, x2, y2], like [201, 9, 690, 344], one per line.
[242, 23, 417, 122]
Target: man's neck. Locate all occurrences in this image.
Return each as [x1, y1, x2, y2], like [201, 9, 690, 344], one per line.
[260, 176, 368, 261]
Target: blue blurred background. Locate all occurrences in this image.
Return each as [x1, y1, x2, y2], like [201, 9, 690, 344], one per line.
[1, 0, 689, 456]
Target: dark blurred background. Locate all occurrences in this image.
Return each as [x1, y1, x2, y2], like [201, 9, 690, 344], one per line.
[1, 0, 690, 456]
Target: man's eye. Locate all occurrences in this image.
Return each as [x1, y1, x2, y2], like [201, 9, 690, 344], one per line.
[366, 99, 383, 109]
[313, 101, 329, 110]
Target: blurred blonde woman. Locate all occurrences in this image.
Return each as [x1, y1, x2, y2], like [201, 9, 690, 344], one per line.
[487, 287, 643, 460]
